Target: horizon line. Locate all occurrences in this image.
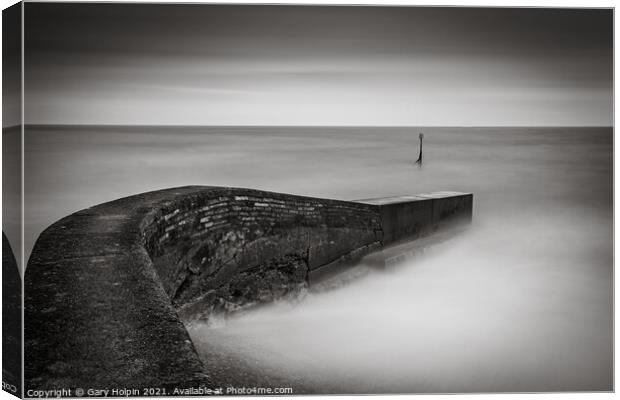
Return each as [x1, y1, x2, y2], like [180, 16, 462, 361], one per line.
[4, 123, 614, 129]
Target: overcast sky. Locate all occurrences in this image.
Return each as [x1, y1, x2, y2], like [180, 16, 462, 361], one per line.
[24, 4, 612, 126]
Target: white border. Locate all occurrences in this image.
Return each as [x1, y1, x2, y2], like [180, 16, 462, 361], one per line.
[0, 2, 615, 400]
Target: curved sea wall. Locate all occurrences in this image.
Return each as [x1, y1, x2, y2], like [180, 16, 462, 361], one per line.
[25, 186, 472, 392]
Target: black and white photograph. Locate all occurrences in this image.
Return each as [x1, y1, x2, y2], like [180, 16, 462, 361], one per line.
[1, 1, 614, 397]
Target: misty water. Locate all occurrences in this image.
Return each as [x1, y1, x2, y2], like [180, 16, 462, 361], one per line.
[25, 126, 612, 392]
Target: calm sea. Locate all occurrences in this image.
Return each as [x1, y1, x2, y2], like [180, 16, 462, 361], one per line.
[23, 125, 612, 392]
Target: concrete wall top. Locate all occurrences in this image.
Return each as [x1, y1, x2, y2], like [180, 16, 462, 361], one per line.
[355, 191, 472, 205]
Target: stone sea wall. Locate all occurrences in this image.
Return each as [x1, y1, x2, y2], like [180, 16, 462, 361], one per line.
[24, 186, 472, 392]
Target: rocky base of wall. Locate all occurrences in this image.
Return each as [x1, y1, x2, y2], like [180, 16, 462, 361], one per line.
[177, 255, 309, 324]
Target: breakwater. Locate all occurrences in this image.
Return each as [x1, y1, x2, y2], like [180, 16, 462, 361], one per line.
[25, 186, 472, 391]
